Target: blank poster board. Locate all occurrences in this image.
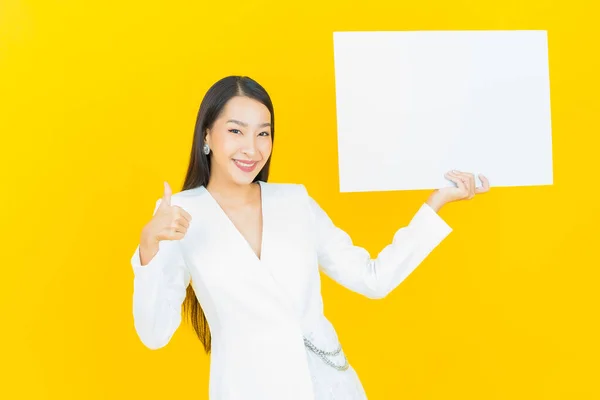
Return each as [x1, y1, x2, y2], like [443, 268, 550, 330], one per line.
[332, 30, 553, 193]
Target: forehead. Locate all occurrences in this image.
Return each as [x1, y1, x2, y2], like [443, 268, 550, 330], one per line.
[220, 96, 270, 122]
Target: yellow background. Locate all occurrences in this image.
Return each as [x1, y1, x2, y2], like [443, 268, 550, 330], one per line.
[1, 0, 599, 398]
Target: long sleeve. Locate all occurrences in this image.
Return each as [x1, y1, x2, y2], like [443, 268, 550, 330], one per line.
[130, 198, 191, 350]
[307, 192, 453, 299]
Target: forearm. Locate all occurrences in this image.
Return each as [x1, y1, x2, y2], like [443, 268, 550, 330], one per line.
[130, 230, 190, 350]
[315, 202, 453, 299]
[426, 192, 446, 213]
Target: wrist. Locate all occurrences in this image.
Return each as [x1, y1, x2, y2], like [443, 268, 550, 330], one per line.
[139, 228, 160, 267]
[141, 226, 159, 248]
[426, 192, 446, 213]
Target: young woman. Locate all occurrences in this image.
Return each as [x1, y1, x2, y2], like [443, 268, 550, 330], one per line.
[130, 75, 490, 399]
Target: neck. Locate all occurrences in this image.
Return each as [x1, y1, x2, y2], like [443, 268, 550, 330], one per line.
[206, 176, 258, 206]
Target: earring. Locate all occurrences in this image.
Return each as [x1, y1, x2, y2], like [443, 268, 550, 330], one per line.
[203, 143, 210, 155]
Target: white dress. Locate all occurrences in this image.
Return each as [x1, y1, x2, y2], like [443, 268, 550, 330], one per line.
[130, 182, 453, 399]
[304, 341, 369, 399]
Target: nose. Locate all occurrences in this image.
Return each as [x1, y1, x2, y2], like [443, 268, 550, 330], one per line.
[241, 136, 258, 157]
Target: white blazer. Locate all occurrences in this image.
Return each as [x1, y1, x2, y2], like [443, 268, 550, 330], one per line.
[130, 181, 453, 399]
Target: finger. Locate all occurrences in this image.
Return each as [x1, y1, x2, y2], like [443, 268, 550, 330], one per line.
[479, 174, 490, 188]
[467, 173, 475, 197]
[445, 171, 461, 183]
[473, 173, 485, 192]
[445, 171, 467, 191]
[456, 171, 474, 197]
[168, 230, 186, 241]
[475, 174, 490, 194]
[451, 171, 470, 192]
[444, 171, 457, 182]
[173, 231, 186, 240]
[450, 170, 467, 181]
[161, 181, 172, 208]
[159, 226, 183, 241]
[175, 216, 190, 229]
[169, 224, 187, 238]
[173, 206, 193, 223]
[453, 171, 470, 182]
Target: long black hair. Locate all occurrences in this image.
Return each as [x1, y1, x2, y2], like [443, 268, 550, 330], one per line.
[181, 76, 275, 354]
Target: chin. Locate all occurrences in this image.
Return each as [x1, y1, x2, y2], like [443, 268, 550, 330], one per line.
[229, 167, 262, 186]
[231, 176, 257, 186]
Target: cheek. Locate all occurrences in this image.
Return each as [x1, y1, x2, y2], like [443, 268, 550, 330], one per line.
[259, 140, 273, 157]
[214, 136, 238, 158]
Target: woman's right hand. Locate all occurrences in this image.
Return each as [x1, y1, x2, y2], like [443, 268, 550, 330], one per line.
[142, 181, 193, 245]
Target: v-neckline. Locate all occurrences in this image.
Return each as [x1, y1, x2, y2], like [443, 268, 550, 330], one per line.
[202, 181, 266, 263]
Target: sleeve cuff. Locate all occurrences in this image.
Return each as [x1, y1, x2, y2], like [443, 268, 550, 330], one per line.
[130, 244, 166, 280]
[405, 202, 453, 244]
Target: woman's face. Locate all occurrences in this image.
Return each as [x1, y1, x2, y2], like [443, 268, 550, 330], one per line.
[205, 95, 273, 187]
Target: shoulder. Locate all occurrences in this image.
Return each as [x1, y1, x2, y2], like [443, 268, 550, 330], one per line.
[173, 186, 205, 200]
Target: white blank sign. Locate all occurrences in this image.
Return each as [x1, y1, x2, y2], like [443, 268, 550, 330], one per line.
[332, 30, 553, 193]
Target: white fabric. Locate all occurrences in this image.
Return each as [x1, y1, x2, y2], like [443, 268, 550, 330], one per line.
[130, 181, 453, 399]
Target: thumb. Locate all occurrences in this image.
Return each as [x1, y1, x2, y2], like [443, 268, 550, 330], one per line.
[161, 181, 172, 208]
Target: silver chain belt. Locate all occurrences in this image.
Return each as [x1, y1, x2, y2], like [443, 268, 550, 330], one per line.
[303, 336, 349, 371]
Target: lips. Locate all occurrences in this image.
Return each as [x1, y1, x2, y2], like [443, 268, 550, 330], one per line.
[233, 159, 259, 172]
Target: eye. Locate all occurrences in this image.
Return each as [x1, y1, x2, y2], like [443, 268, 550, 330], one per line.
[259, 131, 271, 136]
[229, 129, 241, 135]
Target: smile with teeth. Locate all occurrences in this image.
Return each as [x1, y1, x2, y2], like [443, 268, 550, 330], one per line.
[233, 159, 259, 172]
[234, 160, 257, 167]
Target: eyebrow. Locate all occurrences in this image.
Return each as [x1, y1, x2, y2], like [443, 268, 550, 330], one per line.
[226, 119, 271, 128]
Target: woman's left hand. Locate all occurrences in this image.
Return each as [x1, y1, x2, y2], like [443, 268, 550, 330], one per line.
[427, 170, 491, 211]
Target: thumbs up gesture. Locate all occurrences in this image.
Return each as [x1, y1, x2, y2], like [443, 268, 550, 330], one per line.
[143, 182, 193, 243]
